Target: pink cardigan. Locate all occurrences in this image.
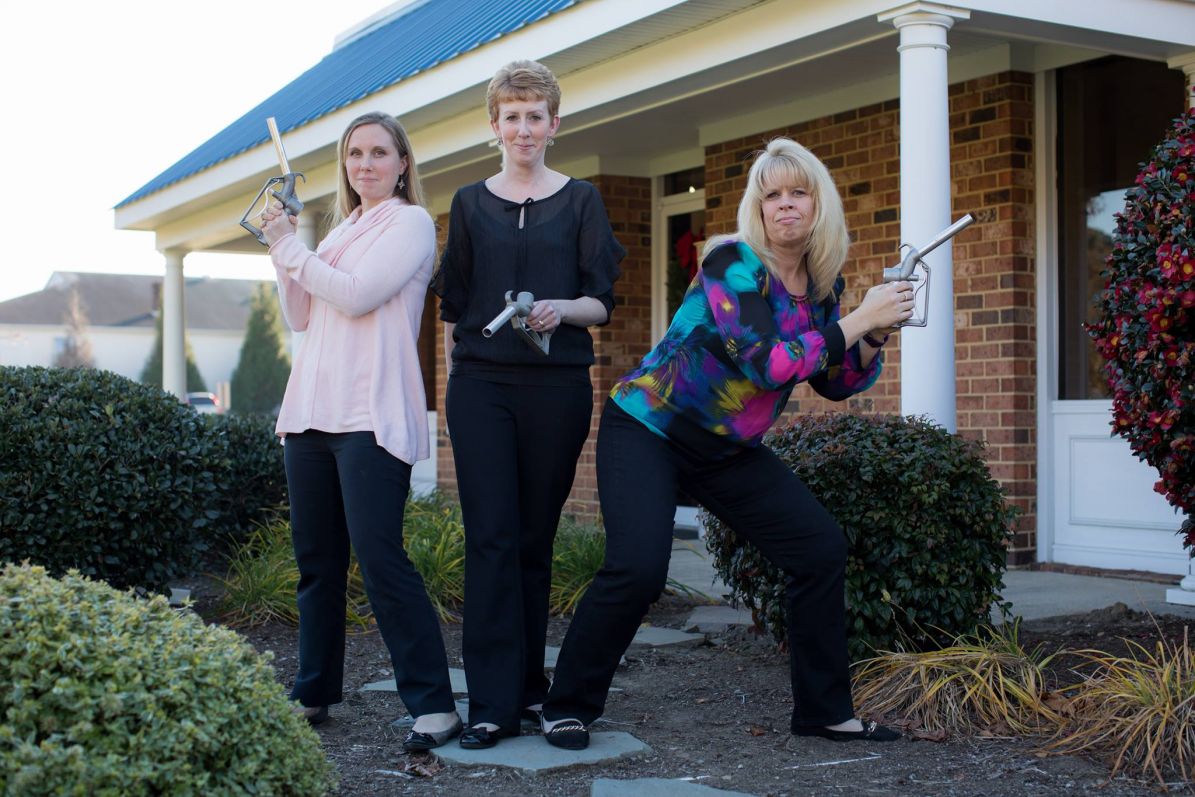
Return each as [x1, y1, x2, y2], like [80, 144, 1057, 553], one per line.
[269, 198, 434, 465]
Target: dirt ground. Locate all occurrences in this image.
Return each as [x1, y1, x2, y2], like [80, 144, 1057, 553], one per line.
[193, 588, 1194, 797]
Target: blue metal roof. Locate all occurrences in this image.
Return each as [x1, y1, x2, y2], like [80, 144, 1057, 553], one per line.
[118, 0, 577, 208]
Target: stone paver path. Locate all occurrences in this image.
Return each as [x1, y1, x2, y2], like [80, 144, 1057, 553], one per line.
[683, 605, 754, 634]
[592, 778, 757, 797]
[434, 732, 650, 773]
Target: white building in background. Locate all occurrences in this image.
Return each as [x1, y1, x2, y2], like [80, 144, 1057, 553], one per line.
[0, 271, 277, 390]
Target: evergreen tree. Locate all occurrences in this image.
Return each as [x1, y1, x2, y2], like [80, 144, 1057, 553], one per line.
[53, 288, 95, 369]
[140, 310, 207, 392]
[230, 283, 291, 414]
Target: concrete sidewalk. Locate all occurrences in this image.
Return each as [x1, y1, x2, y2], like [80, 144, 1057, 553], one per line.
[666, 539, 1195, 622]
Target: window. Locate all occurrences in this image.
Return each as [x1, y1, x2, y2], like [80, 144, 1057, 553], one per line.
[1056, 56, 1185, 399]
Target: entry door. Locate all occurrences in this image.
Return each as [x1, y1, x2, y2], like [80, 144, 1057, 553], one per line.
[653, 180, 706, 534]
[1046, 58, 1188, 573]
[1050, 402, 1186, 573]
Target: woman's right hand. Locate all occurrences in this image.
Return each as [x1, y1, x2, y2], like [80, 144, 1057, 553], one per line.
[857, 280, 915, 331]
[261, 201, 297, 247]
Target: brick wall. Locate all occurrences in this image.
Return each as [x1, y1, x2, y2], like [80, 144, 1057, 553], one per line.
[702, 71, 1038, 562]
[431, 213, 456, 497]
[561, 175, 654, 520]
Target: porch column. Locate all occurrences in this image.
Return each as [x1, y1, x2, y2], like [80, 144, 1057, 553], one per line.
[879, 2, 969, 433]
[161, 247, 188, 398]
[1165, 51, 1195, 607]
[1168, 51, 1195, 109]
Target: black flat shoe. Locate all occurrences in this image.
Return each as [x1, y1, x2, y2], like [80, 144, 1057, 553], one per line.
[458, 725, 510, 749]
[542, 718, 589, 750]
[792, 720, 900, 742]
[402, 717, 463, 752]
[293, 704, 328, 726]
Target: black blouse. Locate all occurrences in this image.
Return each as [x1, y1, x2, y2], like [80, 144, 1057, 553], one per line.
[432, 178, 625, 384]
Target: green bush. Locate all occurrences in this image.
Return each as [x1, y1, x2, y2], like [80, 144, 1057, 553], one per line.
[0, 563, 335, 796]
[0, 366, 224, 593]
[204, 412, 288, 551]
[1085, 107, 1195, 552]
[703, 413, 1016, 661]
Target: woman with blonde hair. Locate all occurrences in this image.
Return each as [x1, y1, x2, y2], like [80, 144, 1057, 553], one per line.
[540, 138, 911, 749]
[432, 60, 624, 749]
[262, 111, 462, 751]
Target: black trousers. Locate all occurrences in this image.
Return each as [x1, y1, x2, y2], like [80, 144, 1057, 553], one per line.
[284, 430, 455, 718]
[447, 374, 593, 733]
[544, 400, 855, 729]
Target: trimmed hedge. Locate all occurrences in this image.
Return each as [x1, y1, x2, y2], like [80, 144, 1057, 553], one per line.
[0, 367, 223, 593]
[703, 413, 1016, 661]
[0, 368, 290, 590]
[204, 412, 288, 552]
[0, 563, 335, 796]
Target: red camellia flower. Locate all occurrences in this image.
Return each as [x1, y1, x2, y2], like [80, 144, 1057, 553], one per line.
[1086, 107, 1195, 556]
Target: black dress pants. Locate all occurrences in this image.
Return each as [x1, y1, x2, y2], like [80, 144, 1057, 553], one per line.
[284, 430, 455, 718]
[447, 374, 593, 733]
[544, 400, 855, 730]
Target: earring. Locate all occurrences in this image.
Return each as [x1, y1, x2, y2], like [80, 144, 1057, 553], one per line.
[547, 137, 555, 147]
[398, 175, 406, 192]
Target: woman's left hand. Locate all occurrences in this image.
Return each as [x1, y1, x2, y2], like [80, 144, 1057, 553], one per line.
[261, 201, 297, 246]
[527, 300, 562, 333]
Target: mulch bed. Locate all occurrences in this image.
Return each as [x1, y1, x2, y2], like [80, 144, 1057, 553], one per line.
[189, 583, 1193, 797]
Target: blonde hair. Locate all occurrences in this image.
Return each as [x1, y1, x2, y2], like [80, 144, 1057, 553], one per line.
[486, 60, 561, 121]
[330, 112, 425, 225]
[702, 138, 849, 302]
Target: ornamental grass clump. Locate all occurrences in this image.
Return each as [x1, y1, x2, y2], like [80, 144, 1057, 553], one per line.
[218, 493, 629, 626]
[402, 492, 466, 622]
[851, 620, 1064, 737]
[0, 563, 335, 797]
[1046, 629, 1195, 789]
[1086, 107, 1195, 551]
[704, 413, 1016, 661]
[550, 516, 608, 615]
[218, 516, 373, 628]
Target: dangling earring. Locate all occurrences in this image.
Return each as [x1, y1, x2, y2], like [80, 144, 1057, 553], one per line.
[547, 136, 555, 147]
[398, 174, 406, 192]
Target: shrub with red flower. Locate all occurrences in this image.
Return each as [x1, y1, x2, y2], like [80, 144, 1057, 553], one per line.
[1087, 106, 1195, 553]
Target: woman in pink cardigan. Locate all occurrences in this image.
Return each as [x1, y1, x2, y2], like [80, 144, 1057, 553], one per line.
[261, 111, 461, 751]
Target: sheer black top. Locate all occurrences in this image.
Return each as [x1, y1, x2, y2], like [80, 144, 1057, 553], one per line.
[432, 178, 624, 385]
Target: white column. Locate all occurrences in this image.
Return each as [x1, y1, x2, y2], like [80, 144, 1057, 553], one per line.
[1165, 51, 1194, 607]
[1168, 51, 1195, 109]
[879, 3, 969, 433]
[161, 248, 188, 398]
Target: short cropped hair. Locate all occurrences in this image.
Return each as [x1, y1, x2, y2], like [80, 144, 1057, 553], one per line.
[486, 60, 561, 121]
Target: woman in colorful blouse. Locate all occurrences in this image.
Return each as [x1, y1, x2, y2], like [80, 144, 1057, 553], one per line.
[539, 138, 913, 750]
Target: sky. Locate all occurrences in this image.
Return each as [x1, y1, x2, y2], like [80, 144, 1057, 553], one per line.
[0, 0, 398, 303]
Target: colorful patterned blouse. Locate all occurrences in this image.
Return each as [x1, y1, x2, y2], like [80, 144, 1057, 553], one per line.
[612, 240, 882, 453]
